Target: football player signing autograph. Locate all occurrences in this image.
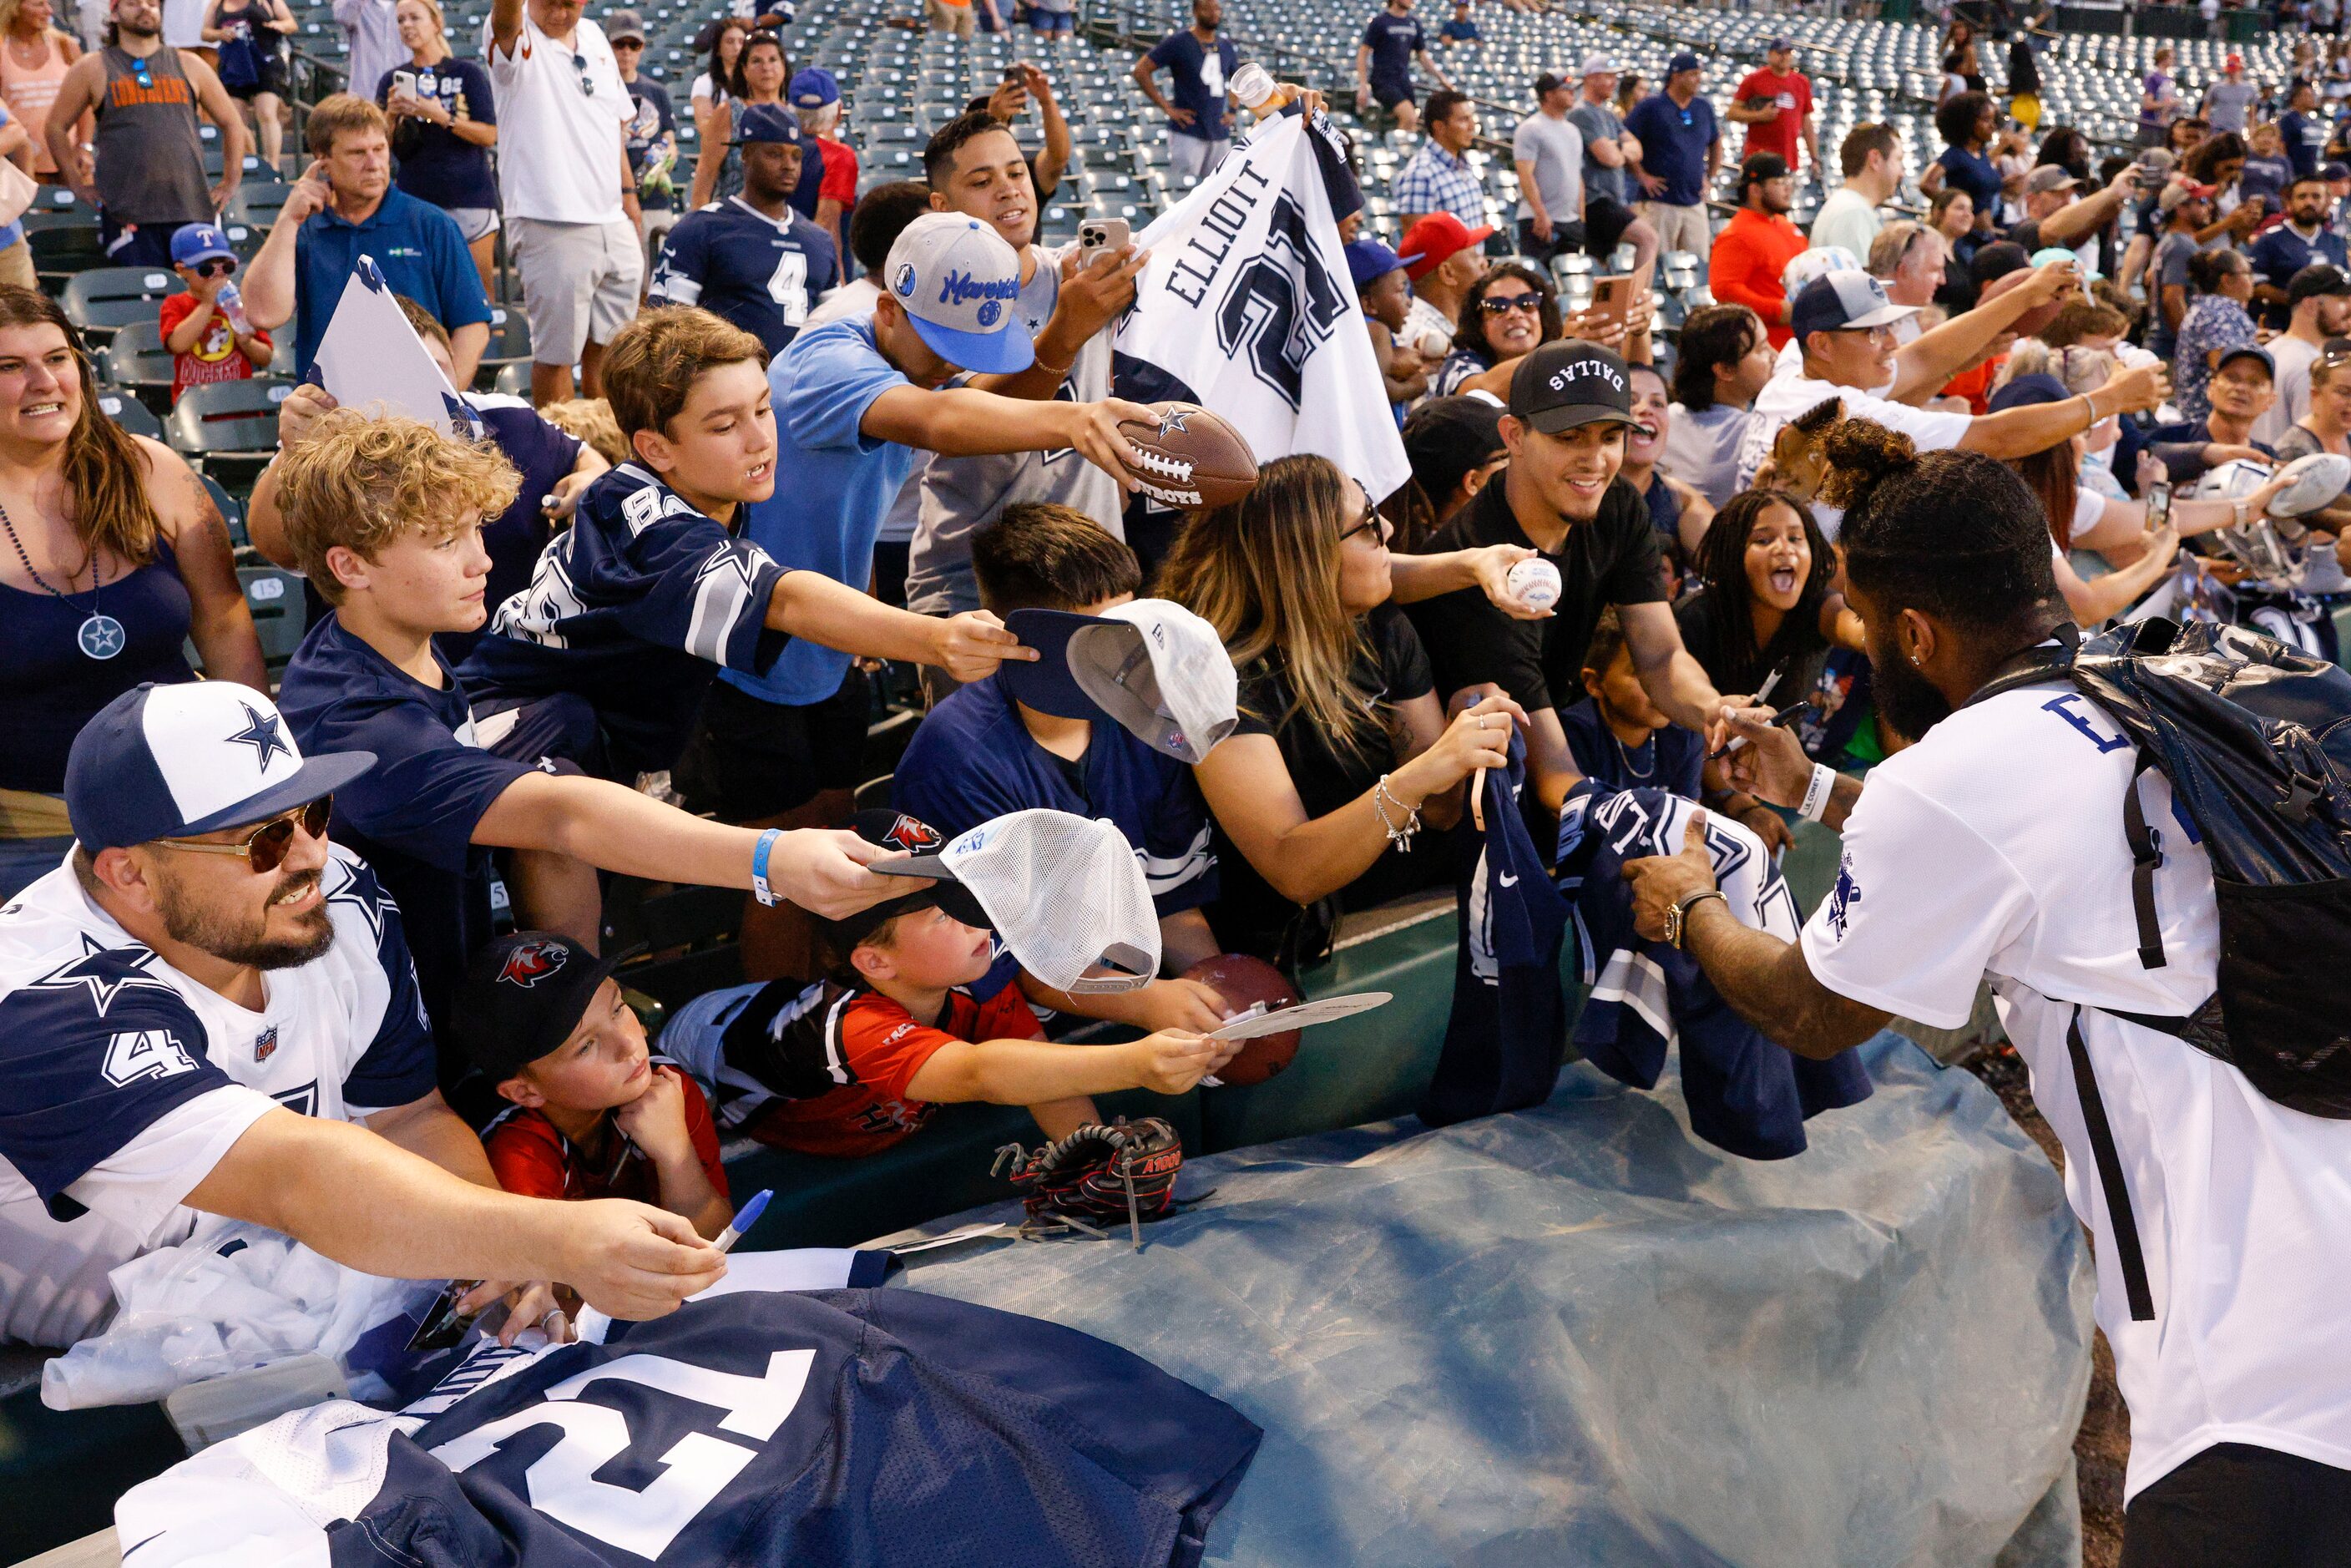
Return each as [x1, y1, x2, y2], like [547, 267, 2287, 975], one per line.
[1621, 423, 2351, 1565]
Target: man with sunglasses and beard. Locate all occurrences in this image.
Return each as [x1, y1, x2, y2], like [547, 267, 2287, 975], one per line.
[1622, 423, 2351, 1566]
[43, 0, 247, 268]
[0, 680, 728, 1349]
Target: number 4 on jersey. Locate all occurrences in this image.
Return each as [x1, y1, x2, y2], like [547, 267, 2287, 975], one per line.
[101, 1029, 199, 1087]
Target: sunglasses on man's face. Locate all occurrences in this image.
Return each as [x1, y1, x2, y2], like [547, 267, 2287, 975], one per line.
[1480, 292, 1541, 316]
[154, 796, 333, 876]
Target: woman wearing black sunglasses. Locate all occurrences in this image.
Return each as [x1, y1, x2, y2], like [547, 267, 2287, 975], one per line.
[1157, 453, 1528, 969]
[1431, 261, 1558, 399]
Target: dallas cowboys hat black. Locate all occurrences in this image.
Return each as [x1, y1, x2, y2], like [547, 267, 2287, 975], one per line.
[65, 681, 377, 854]
[1508, 340, 1637, 435]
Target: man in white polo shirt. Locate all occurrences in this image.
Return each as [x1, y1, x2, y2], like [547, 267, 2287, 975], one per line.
[487, 0, 641, 406]
[1736, 268, 2166, 508]
[0, 682, 726, 1346]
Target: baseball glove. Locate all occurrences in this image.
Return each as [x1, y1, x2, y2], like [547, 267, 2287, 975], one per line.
[995, 1116, 1185, 1236]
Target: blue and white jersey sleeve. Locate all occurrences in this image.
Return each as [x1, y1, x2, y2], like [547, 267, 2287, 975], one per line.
[322, 852, 437, 1114]
[492, 465, 791, 677]
[0, 948, 273, 1228]
[649, 213, 712, 307]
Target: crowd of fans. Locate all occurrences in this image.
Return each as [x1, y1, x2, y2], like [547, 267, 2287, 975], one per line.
[5, 0, 2351, 1545]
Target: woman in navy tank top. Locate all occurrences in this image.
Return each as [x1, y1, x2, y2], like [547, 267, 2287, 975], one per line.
[0, 287, 265, 897]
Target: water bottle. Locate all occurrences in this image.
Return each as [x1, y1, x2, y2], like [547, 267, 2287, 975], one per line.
[217, 281, 251, 337]
[1229, 62, 1279, 114]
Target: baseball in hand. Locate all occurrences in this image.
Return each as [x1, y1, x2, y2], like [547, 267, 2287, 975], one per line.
[1506, 558, 1561, 611]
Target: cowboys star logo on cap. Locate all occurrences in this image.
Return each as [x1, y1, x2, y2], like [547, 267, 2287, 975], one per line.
[225, 703, 294, 771]
[497, 936, 569, 989]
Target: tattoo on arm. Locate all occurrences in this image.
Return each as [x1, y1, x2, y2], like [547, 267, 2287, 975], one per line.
[1685, 903, 1888, 1059]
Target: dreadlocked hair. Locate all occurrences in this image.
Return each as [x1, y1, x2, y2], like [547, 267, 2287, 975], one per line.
[1823, 417, 2061, 633]
[0, 287, 164, 566]
[1683, 488, 1836, 694]
[1155, 453, 1386, 761]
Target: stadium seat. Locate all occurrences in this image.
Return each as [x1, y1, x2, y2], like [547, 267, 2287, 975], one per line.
[201, 471, 251, 551]
[236, 564, 308, 665]
[96, 320, 175, 415]
[165, 377, 295, 484]
[493, 360, 530, 398]
[29, 224, 107, 288]
[473, 307, 533, 392]
[60, 266, 183, 344]
[92, 390, 164, 442]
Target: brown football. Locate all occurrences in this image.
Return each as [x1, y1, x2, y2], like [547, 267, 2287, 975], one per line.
[1979, 265, 2065, 340]
[1117, 402, 1259, 512]
[1183, 953, 1301, 1087]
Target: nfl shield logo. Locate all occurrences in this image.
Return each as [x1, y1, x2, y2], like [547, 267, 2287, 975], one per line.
[255, 1026, 278, 1063]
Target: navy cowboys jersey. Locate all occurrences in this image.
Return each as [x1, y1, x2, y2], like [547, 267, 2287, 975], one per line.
[116, 1282, 1261, 1567]
[455, 463, 793, 776]
[650, 197, 840, 357]
[0, 847, 433, 1347]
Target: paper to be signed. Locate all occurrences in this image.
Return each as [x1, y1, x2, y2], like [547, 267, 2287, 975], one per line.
[311, 254, 480, 438]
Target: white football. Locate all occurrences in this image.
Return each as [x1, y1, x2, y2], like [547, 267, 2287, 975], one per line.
[1506, 557, 1561, 611]
[2268, 453, 2351, 518]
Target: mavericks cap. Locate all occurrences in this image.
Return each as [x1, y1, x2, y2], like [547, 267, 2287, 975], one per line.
[1003, 599, 1239, 764]
[1346, 237, 1406, 290]
[1789, 269, 1919, 341]
[603, 7, 645, 43]
[885, 211, 1034, 375]
[1666, 52, 1701, 77]
[169, 223, 235, 267]
[874, 810, 1162, 994]
[731, 102, 802, 145]
[66, 682, 377, 854]
[453, 932, 640, 1082]
[1509, 339, 1636, 434]
[817, 809, 990, 953]
[1398, 211, 1494, 280]
[2289, 262, 2351, 306]
[1577, 53, 1616, 78]
[2215, 343, 2275, 380]
[790, 68, 841, 109]
[2025, 165, 2079, 195]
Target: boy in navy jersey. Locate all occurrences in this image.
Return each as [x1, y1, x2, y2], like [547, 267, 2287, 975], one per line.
[661, 811, 1235, 1152]
[456, 306, 1029, 783]
[272, 409, 897, 1060]
[648, 104, 839, 357]
[461, 932, 732, 1237]
[1559, 608, 1705, 799]
[892, 504, 1236, 1036]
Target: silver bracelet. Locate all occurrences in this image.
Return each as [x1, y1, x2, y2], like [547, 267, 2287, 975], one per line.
[1373, 773, 1421, 851]
[1798, 763, 1836, 824]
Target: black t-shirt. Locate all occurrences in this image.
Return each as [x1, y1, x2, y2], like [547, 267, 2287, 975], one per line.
[1206, 604, 1441, 961]
[1673, 585, 1831, 701]
[1402, 470, 1666, 717]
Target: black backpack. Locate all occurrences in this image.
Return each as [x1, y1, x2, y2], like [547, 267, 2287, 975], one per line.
[1973, 617, 2351, 1318]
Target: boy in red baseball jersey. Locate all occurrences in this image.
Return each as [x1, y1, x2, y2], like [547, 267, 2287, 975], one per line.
[458, 931, 733, 1239]
[660, 810, 1236, 1156]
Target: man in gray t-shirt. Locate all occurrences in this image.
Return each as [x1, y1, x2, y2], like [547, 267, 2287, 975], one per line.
[1569, 93, 1626, 205]
[1513, 86, 1584, 243]
[1548, 54, 1656, 286]
[2202, 60, 2256, 134]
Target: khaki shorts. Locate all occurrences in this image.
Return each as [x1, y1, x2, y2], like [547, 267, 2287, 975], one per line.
[509, 215, 645, 365]
[1637, 201, 1711, 260]
[925, 0, 973, 36]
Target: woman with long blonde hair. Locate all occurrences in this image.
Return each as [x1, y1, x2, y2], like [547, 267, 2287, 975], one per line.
[1159, 453, 1524, 967]
[0, 287, 265, 897]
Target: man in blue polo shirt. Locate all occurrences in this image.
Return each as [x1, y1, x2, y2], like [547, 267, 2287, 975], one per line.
[242, 94, 492, 383]
[1625, 53, 1721, 261]
[893, 502, 1232, 1035]
[649, 104, 838, 357]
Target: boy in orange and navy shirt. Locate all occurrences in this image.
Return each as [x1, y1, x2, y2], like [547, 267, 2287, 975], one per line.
[160, 223, 273, 403]
[660, 810, 1233, 1155]
[456, 931, 733, 1239]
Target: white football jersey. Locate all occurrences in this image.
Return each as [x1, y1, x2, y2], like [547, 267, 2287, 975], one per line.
[1802, 680, 2351, 1501]
[0, 846, 434, 1348]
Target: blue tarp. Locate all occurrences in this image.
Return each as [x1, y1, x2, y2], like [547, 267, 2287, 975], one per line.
[882, 1032, 2095, 1567]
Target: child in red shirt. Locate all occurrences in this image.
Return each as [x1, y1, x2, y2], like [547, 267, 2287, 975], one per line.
[457, 931, 733, 1238]
[659, 810, 1235, 1157]
[160, 223, 272, 404]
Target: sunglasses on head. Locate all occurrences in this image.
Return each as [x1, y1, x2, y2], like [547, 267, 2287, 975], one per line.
[1480, 292, 1541, 315]
[154, 796, 332, 875]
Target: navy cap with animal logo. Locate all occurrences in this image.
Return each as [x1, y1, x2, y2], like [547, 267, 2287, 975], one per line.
[454, 932, 640, 1083]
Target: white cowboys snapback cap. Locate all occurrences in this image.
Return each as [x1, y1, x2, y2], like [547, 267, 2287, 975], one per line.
[64, 681, 377, 853]
[885, 211, 1034, 377]
[1000, 599, 1239, 764]
[872, 809, 1161, 993]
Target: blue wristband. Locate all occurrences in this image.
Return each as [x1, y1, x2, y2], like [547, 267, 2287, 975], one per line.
[751, 827, 781, 907]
